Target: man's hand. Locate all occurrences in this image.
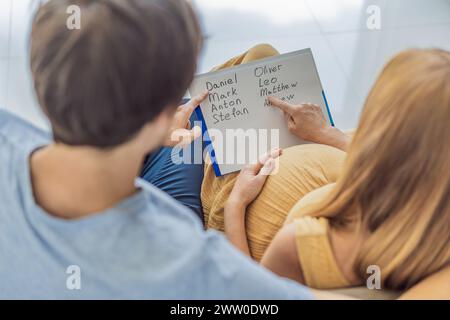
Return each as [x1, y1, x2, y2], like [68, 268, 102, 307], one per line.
[268, 96, 350, 151]
[163, 91, 208, 147]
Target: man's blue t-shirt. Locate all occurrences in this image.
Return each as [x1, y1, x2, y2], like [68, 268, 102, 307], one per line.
[0, 110, 313, 299]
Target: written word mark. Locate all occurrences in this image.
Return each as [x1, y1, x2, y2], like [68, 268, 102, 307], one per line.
[212, 107, 250, 124]
[254, 64, 283, 78]
[211, 97, 242, 112]
[260, 81, 298, 97]
[206, 74, 238, 91]
[208, 87, 238, 103]
[264, 94, 295, 107]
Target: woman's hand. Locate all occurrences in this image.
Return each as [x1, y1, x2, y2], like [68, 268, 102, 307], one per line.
[228, 148, 282, 209]
[268, 96, 330, 142]
[268, 96, 350, 151]
[163, 91, 208, 147]
[224, 148, 282, 256]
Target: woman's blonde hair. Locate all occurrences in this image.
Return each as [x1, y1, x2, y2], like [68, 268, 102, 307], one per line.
[306, 49, 450, 290]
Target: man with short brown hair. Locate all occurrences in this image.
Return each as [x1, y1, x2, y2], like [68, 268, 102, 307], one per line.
[0, 0, 313, 299]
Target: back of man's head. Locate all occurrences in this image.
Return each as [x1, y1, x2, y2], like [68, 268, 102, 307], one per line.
[30, 0, 202, 148]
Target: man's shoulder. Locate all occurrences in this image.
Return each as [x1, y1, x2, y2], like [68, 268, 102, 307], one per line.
[0, 110, 50, 152]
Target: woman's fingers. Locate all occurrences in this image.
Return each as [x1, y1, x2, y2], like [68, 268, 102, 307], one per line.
[251, 148, 282, 174]
[287, 117, 296, 133]
[259, 148, 282, 163]
[283, 111, 291, 123]
[259, 158, 276, 176]
[268, 96, 296, 115]
[254, 159, 276, 186]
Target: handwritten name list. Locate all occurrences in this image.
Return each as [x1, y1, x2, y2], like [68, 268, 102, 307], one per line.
[205, 63, 301, 124]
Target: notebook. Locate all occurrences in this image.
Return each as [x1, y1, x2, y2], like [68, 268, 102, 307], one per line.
[189, 48, 334, 176]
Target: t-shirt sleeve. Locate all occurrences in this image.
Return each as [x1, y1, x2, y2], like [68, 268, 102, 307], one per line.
[201, 230, 314, 300]
[0, 110, 50, 150]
